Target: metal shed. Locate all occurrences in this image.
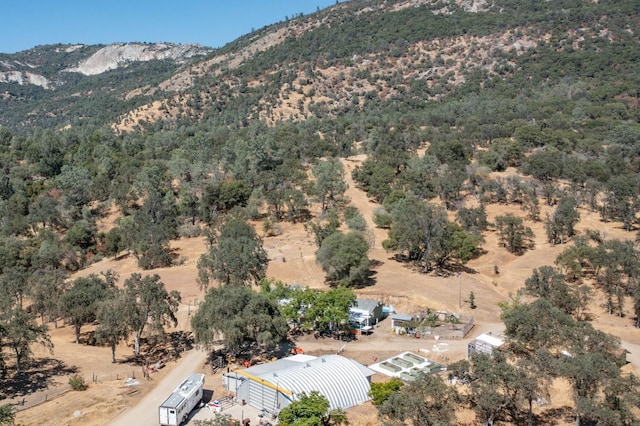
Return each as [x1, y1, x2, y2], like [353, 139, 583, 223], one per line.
[223, 354, 374, 415]
[390, 313, 413, 331]
[467, 333, 505, 358]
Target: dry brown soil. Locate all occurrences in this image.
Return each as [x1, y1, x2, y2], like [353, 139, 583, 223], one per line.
[6, 156, 640, 426]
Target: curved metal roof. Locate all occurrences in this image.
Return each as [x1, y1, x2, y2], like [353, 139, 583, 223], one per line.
[249, 354, 373, 410]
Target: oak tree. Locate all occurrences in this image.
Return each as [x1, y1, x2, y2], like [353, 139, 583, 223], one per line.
[191, 285, 287, 355]
[316, 231, 370, 287]
[197, 217, 268, 288]
[96, 289, 131, 363]
[2, 307, 52, 374]
[61, 274, 112, 344]
[495, 214, 534, 255]
[313, 158, 348, 213]
[379, 373, 459, 426]
[123, 273, 181, 357]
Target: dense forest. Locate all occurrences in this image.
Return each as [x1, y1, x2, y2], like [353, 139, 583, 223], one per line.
[1, 0, 640, 424]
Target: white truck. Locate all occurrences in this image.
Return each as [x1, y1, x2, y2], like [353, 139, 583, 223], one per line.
[159, 373, 205, 425]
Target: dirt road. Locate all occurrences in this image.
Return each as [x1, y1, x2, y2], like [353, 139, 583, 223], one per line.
[109, 349, 208, 426]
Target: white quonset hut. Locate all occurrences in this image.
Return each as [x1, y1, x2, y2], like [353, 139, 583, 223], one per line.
[223, 354, 375, 416]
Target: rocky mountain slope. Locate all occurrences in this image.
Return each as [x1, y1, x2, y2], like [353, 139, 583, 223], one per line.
[0, 42, 210, 84]
[64, 43, 211, 76]
[0, 0, 638, 133]
[0, 42, 211, 130]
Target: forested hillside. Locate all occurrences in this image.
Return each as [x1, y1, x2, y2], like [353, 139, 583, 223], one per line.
[1, 0, 640, 424]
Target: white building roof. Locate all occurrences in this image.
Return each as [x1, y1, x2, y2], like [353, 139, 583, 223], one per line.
[475, 333, 505, 347]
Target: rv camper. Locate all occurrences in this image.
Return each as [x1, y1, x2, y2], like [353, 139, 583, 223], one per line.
[159, 373, 205, 425]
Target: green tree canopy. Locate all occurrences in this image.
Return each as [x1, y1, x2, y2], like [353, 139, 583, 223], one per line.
[545, 196, 580, 245]
[316, 231, 370, 287]
[61, 274, 112, 344]
[379, 373, 459, 426]
[27, 267, 68, 327]
[522, 265, 583, 317]
[123, 273, 181, 357]
[95, 289, 131, 363]
[0, 404, 15, 426]
[191, 285, 287, 355]
[262, 283, 356, 335]
[384, 198, 480, 271]
[2, 306, 52, 374]
[197, 216, 269, 288]
[384, 198, 448, 272]
[501, 298, 629, 425]
[278, 391, 347, 426]
[352, 159, 395, 203]
[495, 214, 535, 255]
[132, 189, 178, 269]
[54, 165, 92, 219]
[450, 350, 539, 426]
[369, 378, 404, 406]
[200, 179, 251, 221]
[399, 154, 439, 200]
[312, 158, 348, 213]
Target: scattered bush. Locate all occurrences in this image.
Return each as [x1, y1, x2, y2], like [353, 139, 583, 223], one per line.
[346, 213, 367, 231]
[469, 291, 477, 309]
[69, 374, 87, 391]
[178, 224, 202, 238]
[369, 378, 404, 405]
[343, 206, 360, 220]
[373, 206, 393, 229]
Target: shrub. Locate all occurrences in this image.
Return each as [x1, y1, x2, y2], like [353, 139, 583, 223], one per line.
[346, 213, 367, 231]
[178, 224, 202, 238]
[369, 378, 404, 405]
[343, 205, 360, 220]
[0, 404, 15, 425]
[69, 374, 87, 391]
[373, 206, 393, 229]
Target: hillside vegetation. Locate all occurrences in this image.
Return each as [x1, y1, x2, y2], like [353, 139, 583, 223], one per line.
[1, 0, 640, 424]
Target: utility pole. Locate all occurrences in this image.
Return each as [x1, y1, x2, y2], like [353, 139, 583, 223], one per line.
[458, 272, 462, 309]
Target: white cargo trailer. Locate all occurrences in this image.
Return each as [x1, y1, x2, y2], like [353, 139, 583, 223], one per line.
[159, 373, 205, 425]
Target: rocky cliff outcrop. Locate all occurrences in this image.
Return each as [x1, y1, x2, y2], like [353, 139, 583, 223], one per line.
[64, 43, 212, 76]
[0, 70, 51, 88]
[0, 42, 212, 90]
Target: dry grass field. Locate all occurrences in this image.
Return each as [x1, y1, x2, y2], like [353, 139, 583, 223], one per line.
[5, 155, 640, 425]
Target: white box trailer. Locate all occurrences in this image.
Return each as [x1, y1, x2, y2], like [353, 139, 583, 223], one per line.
[159, 373, 205, 425]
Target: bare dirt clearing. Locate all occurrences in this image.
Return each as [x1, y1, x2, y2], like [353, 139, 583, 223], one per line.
[7, 155, 640, 425]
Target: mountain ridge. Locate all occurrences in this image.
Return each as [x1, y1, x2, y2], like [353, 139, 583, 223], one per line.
[0, 0, 638, 132]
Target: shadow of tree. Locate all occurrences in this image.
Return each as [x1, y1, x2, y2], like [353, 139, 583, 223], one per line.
[534, 406, 574, 425]
[121, 331, 195, 366]
[390, 254, 478, 276]
[78, 330, 97, 345]
[0, 358, 78, 399]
